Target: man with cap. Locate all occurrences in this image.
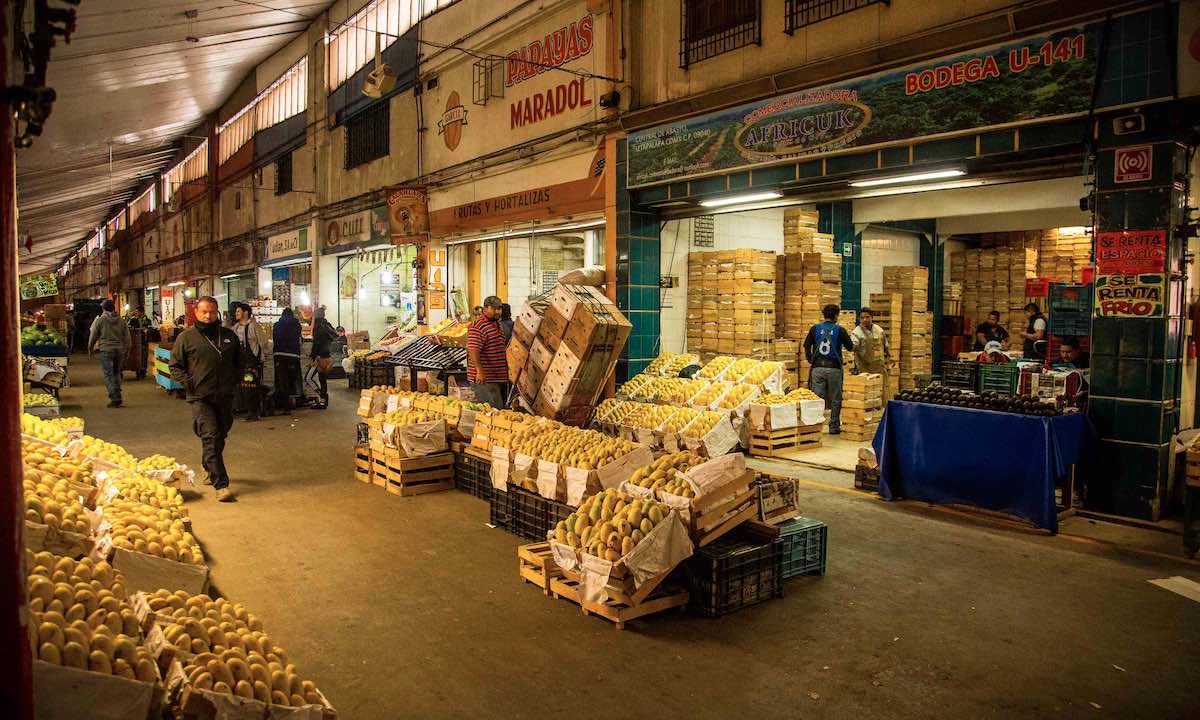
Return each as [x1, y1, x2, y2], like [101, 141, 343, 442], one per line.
[467, 296, 508, 409]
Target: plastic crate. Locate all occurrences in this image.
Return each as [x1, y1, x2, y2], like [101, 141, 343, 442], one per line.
[978, 363, 1020, 394]
[686, 535, 783, 618]
[546, 499, 573, 534]
[1050, 312, 1090, 337]
[453, 453, 492, 501]
[777, 517, 828, 579]
[940, 361, 979, 391]
[489, 489, 512, 531]
[510, 486, 548, 542]
[1048, 283, 1092, 314]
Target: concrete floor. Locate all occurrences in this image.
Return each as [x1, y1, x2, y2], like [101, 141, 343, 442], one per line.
[59, 357, 1200, 720]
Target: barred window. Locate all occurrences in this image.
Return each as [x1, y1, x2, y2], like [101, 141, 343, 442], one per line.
[218, 104, 255, 165]
[680, 0, 761, 69]
[256, 57, 308, 130]
[275, 152, 293, 195]
[785, 0, 889, 34]
[325, 0, 457, 91]
[162, 141, 208, 206]
[344, 102, 389, 169]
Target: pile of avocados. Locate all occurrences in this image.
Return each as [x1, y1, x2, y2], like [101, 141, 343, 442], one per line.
[896, 386, 1060, 416]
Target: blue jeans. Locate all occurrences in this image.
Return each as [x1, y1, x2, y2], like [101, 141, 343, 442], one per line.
[810, 366, 843, 431]
[99, 350, 123, 403]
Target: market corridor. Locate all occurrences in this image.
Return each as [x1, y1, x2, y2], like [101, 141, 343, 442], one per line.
[63, 357, 1199, 720]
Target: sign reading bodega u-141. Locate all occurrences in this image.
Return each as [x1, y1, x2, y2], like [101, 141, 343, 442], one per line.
[627, 23, 1099, 187]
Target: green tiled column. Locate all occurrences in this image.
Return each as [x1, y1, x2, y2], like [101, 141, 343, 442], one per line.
[817, 201, 859, 307]
[615, 139, 661, 382]
[1086, 129, 1188, 520]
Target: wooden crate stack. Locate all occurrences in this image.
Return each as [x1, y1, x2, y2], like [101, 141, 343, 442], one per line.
[942, 281, 963, 318]
[955, 245, 1038, 336]
[771, 338, 800, 389]
[868, 292, 903, 397]
[882, 266, 931, 390]
[1039, 227, 1091, 283]
[842, 373, 884, 442]
[686, 253, 706, 352]
[837, 310, 858, 372]
[785, 252, 842, 383]
[688, 250, 775, 357]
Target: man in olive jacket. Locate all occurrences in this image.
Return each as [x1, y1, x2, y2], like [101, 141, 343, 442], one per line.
[169, 296, 243, 502]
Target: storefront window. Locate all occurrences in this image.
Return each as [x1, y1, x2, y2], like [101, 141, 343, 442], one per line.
[333, 245, 417, 341]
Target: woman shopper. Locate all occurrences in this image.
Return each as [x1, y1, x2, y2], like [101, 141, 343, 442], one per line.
[272, 307, 302, 412]
[232, 303, 267, 421]
[310, 306, 337, 409]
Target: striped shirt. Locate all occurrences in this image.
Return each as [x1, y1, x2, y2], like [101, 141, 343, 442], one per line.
[467, 316, 508, 383]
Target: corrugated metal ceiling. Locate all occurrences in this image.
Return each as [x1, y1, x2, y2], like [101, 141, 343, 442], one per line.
[15, 0, 332, 275]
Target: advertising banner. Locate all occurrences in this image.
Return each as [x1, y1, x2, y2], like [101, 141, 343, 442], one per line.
[1094, 229, 1167, 319]
[627, 23, 1100, 187]
[388, 188, 430, 245]
[265, 227, 308, 261]
[323, 206, 389, 254]
[20, 273, 59, 300]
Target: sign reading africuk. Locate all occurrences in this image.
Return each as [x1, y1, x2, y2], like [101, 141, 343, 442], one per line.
[1094, 230, 1166, 319]
[627, 24, 1101, 187]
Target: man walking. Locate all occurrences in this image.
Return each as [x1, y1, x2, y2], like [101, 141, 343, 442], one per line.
[467, 296, 508, 409]
[232, 303, 268, 421]
[803, 304, 854, 435]
[272, 307, 302, 413]
[170, 296, 243, 502]
[850, 307, 892, 401]
[88, 299, 131, 408]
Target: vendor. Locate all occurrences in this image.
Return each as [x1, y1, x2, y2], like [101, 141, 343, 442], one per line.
[973, 310, 1009, 351]
[977, 341, 1011, 364]
[1022, 302, 1047, 359]
[467, 296, 508, 409]
[1051, 336, 1090, 369]
[850, 307, 891, 401]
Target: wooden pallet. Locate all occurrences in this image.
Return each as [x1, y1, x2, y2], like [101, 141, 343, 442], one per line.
[517, 542, 563, 595]
[378, 452, 455, 497]
[547, 575, 688, 630]
[354, 445, 373, 485]
[748, 423, 822, 457]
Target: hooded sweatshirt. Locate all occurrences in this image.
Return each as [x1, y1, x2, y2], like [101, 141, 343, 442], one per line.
[89, 312, 131, 354]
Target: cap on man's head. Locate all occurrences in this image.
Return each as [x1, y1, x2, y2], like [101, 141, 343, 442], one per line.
[483, 296, 503, 309]
[101, 299, 115, 312]
[984, 341, 1003, 354]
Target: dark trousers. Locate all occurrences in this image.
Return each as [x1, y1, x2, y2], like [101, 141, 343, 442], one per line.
[99, 350, 123, 402]
[314, 357, 329, 401]
[274, 356, 300, 410]
[237, 383, 261, 420]
[192, 395, 234, 489]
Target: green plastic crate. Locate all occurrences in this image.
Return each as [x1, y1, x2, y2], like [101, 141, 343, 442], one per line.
[978, 363, 1020, 394]
[778, 517, 827, 579]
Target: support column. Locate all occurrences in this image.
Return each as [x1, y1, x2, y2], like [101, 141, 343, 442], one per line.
[817, 201, 858, 308]
[1086, 114, 1189, 520]
[613, 139, 661, 381]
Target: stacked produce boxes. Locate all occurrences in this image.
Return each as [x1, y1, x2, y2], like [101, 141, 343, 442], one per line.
[687, 249, 776, 358]
[882, 266, 931, 391]
[954, 246, 1039, 337]
[841, 373, 884, 442]
[1038, 227, 1091, 283]
[867, 292, 903, 397]
[785, 252, 841, 384]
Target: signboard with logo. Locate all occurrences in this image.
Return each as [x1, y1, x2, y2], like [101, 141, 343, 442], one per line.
[627, 23, 1102, 187]
[1094, 229, 1166, 318]
[323, 206, 389, 254]
[265, 227, 309, 261]
[20, 273, 58, 300]
[387, 188, 430, 244]
[1114, 145, 1153, 183]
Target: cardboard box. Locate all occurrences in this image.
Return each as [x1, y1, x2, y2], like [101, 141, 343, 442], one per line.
[528, 337, 556, 373]
[34, 659, 163, 720]
[111, 547, 209, 596]
[506, 340, 529, 384]
[514, 301, 544, 348]
[537, 304, 569, 346]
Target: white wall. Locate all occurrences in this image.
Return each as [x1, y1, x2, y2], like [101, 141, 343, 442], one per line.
[860, 227, 921, 306]
[507, 237, 533, 304]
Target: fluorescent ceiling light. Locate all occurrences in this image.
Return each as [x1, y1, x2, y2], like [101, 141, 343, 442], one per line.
[850, 170, 965, 187]
[1056, 226, 1088, 235]
[145, 285, 159, 291]
[699, 192, 783, 208]
[219, 273, 243, 280]
[445, 219, 606, 246]
[166, 281, 185, 287]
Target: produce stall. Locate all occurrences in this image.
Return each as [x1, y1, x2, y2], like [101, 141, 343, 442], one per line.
[873, 388, 1097, 533]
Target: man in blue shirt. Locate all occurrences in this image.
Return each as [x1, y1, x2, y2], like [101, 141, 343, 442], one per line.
[803, 304, 855, 434]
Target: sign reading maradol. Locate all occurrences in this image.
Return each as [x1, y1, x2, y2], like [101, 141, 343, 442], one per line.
[627, 23, 1101, 187]
[265, 227, 308, 261]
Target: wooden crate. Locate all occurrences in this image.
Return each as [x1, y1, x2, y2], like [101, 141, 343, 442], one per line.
[354, 445, 373, 485]
[1187, 448, 1200, 487]
[378, 452, 454, 496]
[547, 575, 688, 630]
[689, 469, 759, 547]
[517, 542, 563, 595]
[748, 423, 822, 457]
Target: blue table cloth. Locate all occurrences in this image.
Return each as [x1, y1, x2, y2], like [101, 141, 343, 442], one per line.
[871, 401, 1096, 533]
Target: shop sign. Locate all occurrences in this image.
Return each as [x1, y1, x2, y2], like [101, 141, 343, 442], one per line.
[323, 206, 388, 254]
[388, 187, 430, 245]
[1094, 229, 1165, 319]
[1114, 145, 1153, 183]
[510, 78, 592, 129]
[505, 14, 593, 87]
[1095, 230, 1165, 275]
[427, 248, 446, 310]
[439, 92, 467, 151]
[20, 273, 58, 300]
[1094, 273, 1164, 318]
[265, 227, 308, 260]
[627, 23, 1100, 187]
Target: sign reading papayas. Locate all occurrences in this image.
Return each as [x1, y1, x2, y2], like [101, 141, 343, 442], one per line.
[1094, 273, 1164, 318]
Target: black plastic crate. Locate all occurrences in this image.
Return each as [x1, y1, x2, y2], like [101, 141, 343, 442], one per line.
[546, 499, 573, 534]
[940, 361, 979, 391]
[510, 486, 548, 542]
[453, 453, 492, 501]
[686, 535, 783, 618]
[489, 489, 512, 531]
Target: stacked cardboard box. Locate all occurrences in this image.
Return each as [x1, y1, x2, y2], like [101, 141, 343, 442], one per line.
[868, 292, 903, 397]
[510, 284, 631, 426]
[774, 255, 787, 339]
[771, 338, 800, 389]
[842, 373, 884, 442]
[687, 249, 775, 356]
[882, 267, 931, 390]
[837, 310, 859, 371]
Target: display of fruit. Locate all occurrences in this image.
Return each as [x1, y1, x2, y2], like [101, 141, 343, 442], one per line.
[75, 436, 138, 470]
[690, 382, 728, 407]
[643, 352, 677, 375]
[22, 413, 70, 445]
[109, 472, 185, 510]
[681, 411, 724, 438]
[758, 387, 819, 404]
[593, 398, 624, 422]
[104, 499, 203, 564]
[740, 360, 783, 385]
[137, 454, 180, 472]
[656, 378, 710, 405]
[658, 474, 697, 499]
[553, 488, 673, 560]
[716, 383, 757, 409]
[660, 406, 700, 434]
[427, 317, 456, 334]
[374, 409, 439, 425]
[508, 424, 635, 469]
[897, 386, 1062, 416]
[23, 465, 90, 534]
[21, 324, 64, 347]
[45, 416, 84, 431]
[620, 403, 678, 430]
[22, 443, 96, 486]
[24, 392, 58, 406]
[628, 452, 701, 491]
[25, 550, 127, 605]
[618, 374, 653, 397]
[696, 356, 734, 380]
[664, 353, 700, 375]
[594, 399, 637, 424]
[725, 358, 760, 382]
[147, 590, 325, 708]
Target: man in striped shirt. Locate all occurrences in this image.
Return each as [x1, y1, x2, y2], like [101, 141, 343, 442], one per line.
[467, 295, 508, 409]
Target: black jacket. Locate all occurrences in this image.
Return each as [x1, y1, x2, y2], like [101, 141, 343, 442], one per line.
[311, 318, 337, 358]
[170, 325, 243, 402]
